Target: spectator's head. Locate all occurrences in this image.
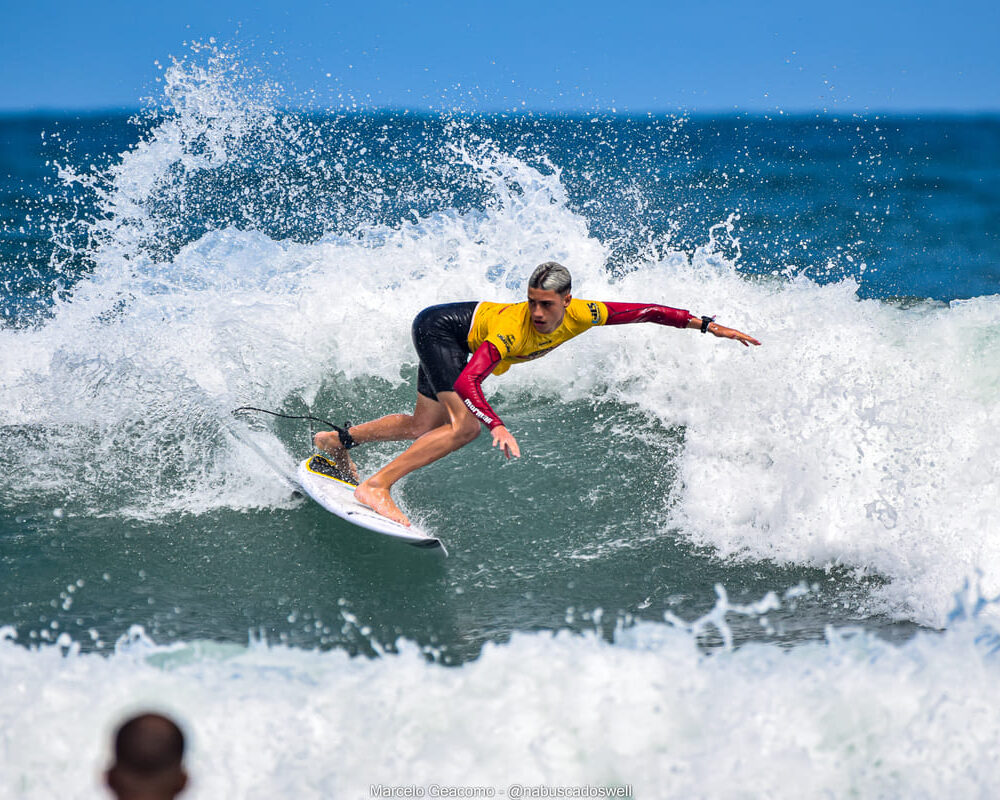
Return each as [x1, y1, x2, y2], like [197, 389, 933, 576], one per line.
[105, 713, 187, 800]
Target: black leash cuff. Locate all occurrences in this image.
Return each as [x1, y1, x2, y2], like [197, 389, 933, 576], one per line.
[334, 424, 356, 450]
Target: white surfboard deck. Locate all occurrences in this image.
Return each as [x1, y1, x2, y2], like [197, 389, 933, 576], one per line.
[296, 455, 446, 554]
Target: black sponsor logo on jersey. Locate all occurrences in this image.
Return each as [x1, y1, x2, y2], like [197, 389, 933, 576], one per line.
[497, 333, 515, 353]
[587, 302, 601, 323]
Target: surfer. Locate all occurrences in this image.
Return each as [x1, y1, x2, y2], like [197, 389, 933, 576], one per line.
[315, 262, 761, 526]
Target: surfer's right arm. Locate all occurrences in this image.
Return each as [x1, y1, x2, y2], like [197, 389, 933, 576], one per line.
[453, 342, 521, 459]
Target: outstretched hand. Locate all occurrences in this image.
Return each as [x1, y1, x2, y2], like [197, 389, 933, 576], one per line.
[710, 322, 761, 347]
[491, 425, 521, 460]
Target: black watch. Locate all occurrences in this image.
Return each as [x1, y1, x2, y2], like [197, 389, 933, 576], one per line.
[700, 315, 715, 333]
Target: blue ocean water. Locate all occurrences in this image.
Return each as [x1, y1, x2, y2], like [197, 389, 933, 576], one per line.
[2, 52, 1000, 797]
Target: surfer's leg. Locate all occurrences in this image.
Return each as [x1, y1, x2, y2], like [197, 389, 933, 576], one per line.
[354, 391, 479, 526]
[313, 393, 448, 483]
[339, 392, 448, 443]
[313, 393, 447, 475]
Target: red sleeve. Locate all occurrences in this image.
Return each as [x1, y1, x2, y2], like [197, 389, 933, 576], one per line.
[603, 301, 692, 328]
[453, 341, 505, 430]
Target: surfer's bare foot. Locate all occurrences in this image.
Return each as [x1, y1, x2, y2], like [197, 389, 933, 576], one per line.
[313, 431, 360, 483]
[354, 481, 410, 527]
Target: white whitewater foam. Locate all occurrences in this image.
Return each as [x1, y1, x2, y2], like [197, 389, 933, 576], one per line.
[2, 588, 1000, 799]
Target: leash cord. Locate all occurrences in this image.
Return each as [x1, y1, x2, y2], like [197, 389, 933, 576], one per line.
[232, 406, 336, 429]
[232, 406, 355, 449]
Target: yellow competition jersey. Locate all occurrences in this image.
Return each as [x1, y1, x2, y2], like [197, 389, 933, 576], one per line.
[467, 298, 609, 375]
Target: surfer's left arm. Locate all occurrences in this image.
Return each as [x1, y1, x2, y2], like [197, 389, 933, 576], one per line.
[453, 342, 521, 460]
[602, 301, 761, 347]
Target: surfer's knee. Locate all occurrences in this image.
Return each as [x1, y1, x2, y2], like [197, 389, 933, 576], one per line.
[452, 416, 481, 446]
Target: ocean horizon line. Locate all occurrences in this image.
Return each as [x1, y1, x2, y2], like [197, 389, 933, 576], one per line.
[2, 105, 1000, 121]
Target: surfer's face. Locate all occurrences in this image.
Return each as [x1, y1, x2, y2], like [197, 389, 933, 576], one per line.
[527, 287, 571, 334]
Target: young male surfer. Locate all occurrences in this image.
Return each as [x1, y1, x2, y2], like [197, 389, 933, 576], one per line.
[315, 262, 761, 526]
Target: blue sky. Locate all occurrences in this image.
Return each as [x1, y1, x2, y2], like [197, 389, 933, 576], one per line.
[1, 0, 998, 112]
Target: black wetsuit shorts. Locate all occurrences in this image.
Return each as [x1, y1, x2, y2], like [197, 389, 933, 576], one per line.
[411, 301, 478, 399]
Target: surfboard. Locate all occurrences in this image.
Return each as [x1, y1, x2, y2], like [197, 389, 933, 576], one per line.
[295, 454, 447, 554]
[225, 418, 446, 555]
